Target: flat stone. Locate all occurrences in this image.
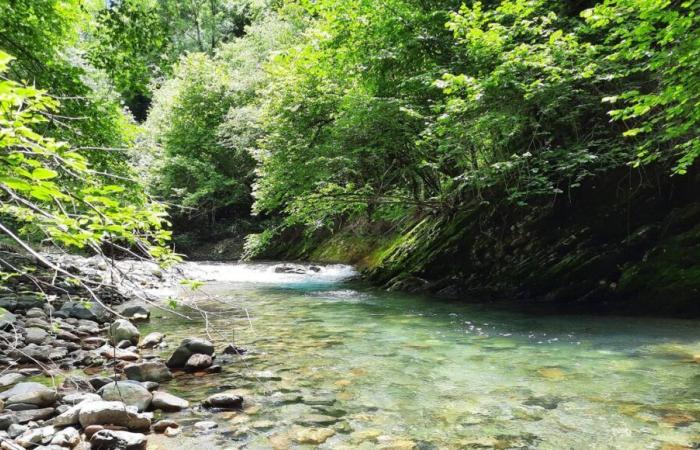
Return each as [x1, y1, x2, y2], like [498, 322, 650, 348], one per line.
[0, 412, 18, 430]
[25, 308, 46, 319]
[0, 382, 53, 402]
[164, 426, 181, 437]
[7, 423, 28, 438]
[151, 391, 189, 412]
[99, 346, 139, 361]
[10, 344, 53, 362]
[124, 361, 172, 383]
[62, 392, 101, 405]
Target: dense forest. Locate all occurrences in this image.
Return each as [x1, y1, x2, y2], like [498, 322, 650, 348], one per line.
[1, 0, 699, 312]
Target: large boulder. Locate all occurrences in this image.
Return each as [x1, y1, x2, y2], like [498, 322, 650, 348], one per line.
[151, 391, 189, 412]
[108, 319, 139, 345]
[77, 401, 151, 431]
[123, 361, 172, 383]
[98, 381, 152, 412]
[166, 337, 214, 368]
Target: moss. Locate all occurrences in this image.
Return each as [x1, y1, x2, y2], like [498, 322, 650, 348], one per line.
[309, 231, 399, 269]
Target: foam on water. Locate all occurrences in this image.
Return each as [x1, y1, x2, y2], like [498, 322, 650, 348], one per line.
[177, 261, 358, 285]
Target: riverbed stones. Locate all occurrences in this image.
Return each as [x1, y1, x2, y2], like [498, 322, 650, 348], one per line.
[77, 401, 151, 431]
[184, 353, 212, 371]
[14, 407, 55, 423]
[151, 391, 189, 412]
[90, 429, 147, 450]
[297, 414, 340, 426]
[0, 382, 53, 402]
[166, 337, 214, 368]
[108, 319, 139, 345]
[203, 393, 243, 409]
[139, 332, 163, 349]
[124, 361, 172, 383]
[98, 381, 152, 412]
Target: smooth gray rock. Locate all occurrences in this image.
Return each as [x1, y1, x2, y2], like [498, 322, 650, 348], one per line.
[10, 344, 53, 362]
[90, 429, 147, 450]
[7, 423, 27, 438]
[151, 391, 189, 412]
[123, 361, 172, 383]
[98, 381, 152, 412]
[25, 308, 46, 319]
[108, 319, 139, 345]
[77, 401, 151, 431]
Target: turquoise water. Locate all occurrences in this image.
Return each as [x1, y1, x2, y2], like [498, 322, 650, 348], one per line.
[144, 262, 700, 449]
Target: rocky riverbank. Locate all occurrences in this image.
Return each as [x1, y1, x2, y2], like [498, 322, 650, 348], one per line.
[0, 254, 256, 450]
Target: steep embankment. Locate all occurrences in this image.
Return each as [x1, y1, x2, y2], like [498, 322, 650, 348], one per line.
[278, 166, 700, 316]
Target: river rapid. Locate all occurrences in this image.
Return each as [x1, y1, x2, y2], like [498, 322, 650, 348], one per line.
[141, 261, 700, 450]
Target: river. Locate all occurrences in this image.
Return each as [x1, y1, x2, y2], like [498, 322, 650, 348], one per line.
[141, 261, 700, 449]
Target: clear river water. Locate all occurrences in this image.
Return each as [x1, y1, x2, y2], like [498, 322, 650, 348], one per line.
[138, 262, 700, 450]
